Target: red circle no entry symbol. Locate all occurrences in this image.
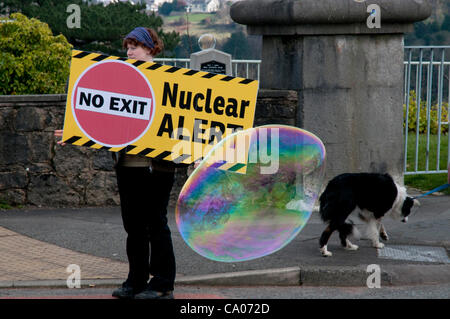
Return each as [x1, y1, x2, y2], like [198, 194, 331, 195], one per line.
[72, 60, 155, 147]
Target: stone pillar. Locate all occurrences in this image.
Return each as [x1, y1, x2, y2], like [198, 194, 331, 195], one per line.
[231, 0, 431, 183]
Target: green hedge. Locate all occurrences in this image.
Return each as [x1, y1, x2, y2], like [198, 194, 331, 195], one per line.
[0, 13, 72, 95]
[403, 91, 449, 135]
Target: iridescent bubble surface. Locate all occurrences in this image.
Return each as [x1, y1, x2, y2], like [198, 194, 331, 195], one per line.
[176, 125, 326, 262]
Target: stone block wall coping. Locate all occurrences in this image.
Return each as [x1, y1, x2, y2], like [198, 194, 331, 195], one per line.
[0, 92, 295, 105]
[256, 89, 298, 99]
[0, 94, 67, 106]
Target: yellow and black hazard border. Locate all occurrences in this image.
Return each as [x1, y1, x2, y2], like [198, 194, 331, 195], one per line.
[62, 50, 258, 169]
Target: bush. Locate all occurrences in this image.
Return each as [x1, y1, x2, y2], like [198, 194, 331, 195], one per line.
[201, 18, 212, 25]
[403, 91, 449, 135]
[0, 13, 72, 95]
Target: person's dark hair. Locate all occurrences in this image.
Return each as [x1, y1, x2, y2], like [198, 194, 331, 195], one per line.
[123, 28, 163, 56]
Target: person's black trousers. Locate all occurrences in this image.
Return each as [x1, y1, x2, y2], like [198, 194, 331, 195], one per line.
[115, 165, 176, 292]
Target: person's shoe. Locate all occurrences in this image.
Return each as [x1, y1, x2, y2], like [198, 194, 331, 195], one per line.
[112, 283, 143, 299]
[134, 289, 174, 299]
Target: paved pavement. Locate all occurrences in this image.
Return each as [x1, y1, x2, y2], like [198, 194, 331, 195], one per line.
[0, 188, 448, 290]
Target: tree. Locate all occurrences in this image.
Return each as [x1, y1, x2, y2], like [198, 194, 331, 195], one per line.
[158, 2, 173, 16]
[442, 14, 450, 31]
[161, 30, 181, 57]
[221, 31, 251, 59]
[173, 0, 187, 12]
[1, 0, 180, 57]
[0, 13, 72, 95]
[174, 34, 200, 58]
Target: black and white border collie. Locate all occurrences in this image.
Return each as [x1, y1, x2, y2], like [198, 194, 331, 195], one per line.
[318, 173, 419, 257]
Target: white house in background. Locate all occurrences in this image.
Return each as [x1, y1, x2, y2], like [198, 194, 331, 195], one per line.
[144, 0, 173, 12]
[206, 0, 220, 12]
[83, 0, 112, 4]
[153, 0, 173, 6]
[188, 0, 220, 13]
[188, 0, 205, 13]
[84, 0, 149, 5]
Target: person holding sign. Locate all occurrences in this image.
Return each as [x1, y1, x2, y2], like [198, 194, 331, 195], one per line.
[55, 27, 180, 299]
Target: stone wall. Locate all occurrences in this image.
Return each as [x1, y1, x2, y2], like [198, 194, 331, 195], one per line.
[0, 90, 297, 208]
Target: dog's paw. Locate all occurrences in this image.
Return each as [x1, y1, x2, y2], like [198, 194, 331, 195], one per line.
[373, 242, 385, 249]
[320, 246, 333, 257]
[345, 242, 359, 251]
[380, 232, 389, 241]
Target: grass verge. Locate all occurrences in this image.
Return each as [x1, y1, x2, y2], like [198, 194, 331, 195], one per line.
[405, 133, 449, 195]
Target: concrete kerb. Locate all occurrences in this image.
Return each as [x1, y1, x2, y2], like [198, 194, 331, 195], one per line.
[1, 264, 448, 289]
[175, 264, 450, 287]
[176, 267, 302, 286]
[0, 268, 302, 290]
[299, 264, 450, 287]
[0, 279, 123, 289]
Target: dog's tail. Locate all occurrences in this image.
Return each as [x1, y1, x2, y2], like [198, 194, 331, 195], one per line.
[318, 191, 336, 222]
[318, 202, 335, 222]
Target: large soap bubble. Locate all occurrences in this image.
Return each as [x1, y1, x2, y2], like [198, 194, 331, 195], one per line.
[176, 125, 326, 262]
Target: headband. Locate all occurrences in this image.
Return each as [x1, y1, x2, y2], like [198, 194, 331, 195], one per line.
[125, 27, 155, 49]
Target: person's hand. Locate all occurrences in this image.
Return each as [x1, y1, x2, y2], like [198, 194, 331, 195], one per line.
[54, 129, 66, 146]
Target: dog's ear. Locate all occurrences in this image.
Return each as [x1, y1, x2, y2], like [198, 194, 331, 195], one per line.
[413, 198, 421, 206]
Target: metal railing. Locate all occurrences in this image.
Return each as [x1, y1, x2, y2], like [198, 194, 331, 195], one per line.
[403, 46, 450, 175]
[154, 58, 261, 81]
